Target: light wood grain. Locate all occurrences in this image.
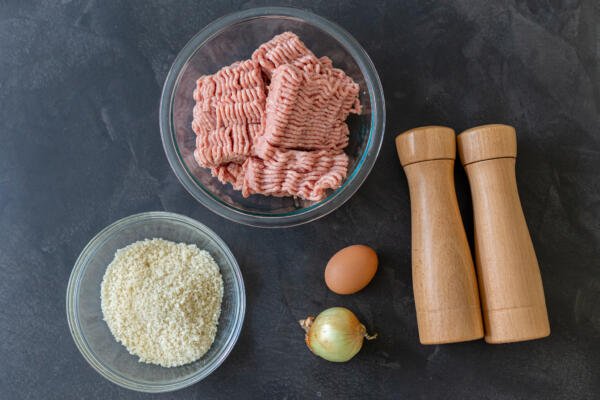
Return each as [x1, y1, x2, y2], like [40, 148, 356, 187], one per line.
[397, 127, 484, 344]
[458, 124, 550, 344]
[396, 126, 455, 166]
[458, 124, 517, 165]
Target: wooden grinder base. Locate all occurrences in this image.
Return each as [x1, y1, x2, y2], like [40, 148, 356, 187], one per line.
[458, 124, 550, 344]
[396, 126, 484, 344]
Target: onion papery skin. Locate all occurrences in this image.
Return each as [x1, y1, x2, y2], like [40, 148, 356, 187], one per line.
[304, 307, 366, 362]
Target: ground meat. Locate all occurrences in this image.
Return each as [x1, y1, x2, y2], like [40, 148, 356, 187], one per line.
[241, 151, 348, 201]
[192, 59, 266, 167]
[210, 162, 245, 189]
[191, 32, 361, 201]
[194, 123, 262, 166]
[261, 61, 360, 152]
[251, 31, 319, 77]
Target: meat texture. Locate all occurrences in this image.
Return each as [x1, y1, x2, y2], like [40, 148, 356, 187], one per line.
[191, 32, 361, 201]
[251, 31, 318, 77]
[257, 59, 360, 154]
[192, 59, 266, 166]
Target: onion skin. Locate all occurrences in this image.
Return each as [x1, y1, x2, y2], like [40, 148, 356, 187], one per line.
[300, 307, 376, 362]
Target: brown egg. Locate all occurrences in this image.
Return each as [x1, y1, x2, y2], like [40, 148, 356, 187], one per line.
[324, 245, 378, 295]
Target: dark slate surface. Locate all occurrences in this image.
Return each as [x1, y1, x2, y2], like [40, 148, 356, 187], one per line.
[1, 1, 599, 399]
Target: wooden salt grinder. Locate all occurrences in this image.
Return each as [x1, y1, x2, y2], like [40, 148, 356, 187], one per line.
[457, 124, 550, 343]
[396, 126, 484, 344]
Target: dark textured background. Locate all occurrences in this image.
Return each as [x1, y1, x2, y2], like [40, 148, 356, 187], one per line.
[1, 1, 599, 399]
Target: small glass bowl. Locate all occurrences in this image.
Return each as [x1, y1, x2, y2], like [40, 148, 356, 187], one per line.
[160, 7, 385, 227]
[66, 212, 245, 393]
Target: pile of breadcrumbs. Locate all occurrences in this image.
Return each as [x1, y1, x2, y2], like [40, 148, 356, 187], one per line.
[100, 238, 223, 367]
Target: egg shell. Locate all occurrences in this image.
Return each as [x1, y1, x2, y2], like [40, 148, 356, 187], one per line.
[324, 245, 378, 295]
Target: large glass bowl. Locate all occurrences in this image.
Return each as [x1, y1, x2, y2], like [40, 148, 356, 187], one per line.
[66, 212, 245, 393]
[160, 7, 385, 227]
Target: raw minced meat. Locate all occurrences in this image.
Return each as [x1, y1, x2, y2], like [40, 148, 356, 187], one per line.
[191, 32, 361, 201]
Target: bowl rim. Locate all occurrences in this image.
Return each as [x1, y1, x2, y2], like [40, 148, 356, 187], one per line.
[159, 6, 385, 228]
[66, 211, 246, 393]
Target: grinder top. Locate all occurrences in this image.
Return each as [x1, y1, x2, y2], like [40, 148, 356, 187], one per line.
[395, 126, 456, 167]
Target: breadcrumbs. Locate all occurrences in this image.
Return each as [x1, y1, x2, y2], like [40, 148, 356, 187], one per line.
[100, 238, 224, 367]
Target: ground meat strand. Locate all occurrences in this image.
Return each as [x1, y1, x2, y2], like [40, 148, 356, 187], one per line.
[191, 32, 361, 201]
[251, 31, 319, 77]
[241, 152, 348, 201]
[192, 60, 266, 166]
[261, 59, 360, 152]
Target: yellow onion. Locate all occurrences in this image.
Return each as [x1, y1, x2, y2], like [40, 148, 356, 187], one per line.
[299, 307, 377, 362]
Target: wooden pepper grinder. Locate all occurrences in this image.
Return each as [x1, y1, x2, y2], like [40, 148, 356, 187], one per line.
[396, 126, 483, 344]
[457, 124, 550, 343]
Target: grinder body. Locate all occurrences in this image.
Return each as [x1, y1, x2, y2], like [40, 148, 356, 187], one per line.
[458, 124, 550, 343]
[397, 126, 483, 344]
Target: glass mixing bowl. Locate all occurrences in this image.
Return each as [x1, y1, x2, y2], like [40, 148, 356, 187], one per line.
[66, 212, 245, 393]
[160, 7, 385, 227]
